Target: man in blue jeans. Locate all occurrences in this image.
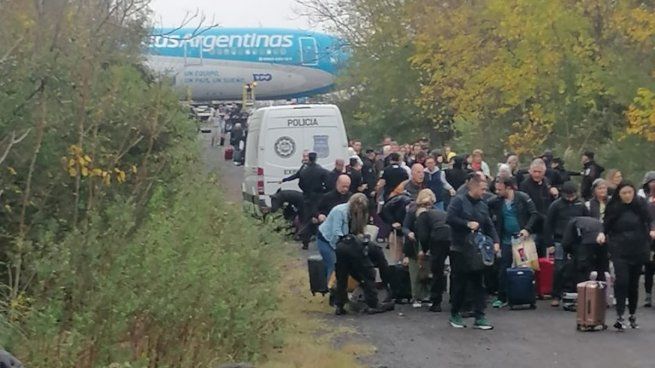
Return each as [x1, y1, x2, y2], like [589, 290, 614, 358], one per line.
[489, 176, 540, 308]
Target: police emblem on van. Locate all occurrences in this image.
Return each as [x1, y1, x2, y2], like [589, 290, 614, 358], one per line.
[313, 135, 329, 158]
[274, 136, 296, 158]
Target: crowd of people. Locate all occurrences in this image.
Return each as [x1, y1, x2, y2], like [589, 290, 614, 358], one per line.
[279, 137, 655, 332]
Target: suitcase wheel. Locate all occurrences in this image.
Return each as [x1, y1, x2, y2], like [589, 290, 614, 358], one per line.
[529, 304, 537, 310]
[576, 324, 581, 331]
[602, 324, 608, 330]
[508, 305, 515, 310]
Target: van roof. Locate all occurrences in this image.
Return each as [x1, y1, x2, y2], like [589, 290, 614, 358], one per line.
[255, 104, 338, 112]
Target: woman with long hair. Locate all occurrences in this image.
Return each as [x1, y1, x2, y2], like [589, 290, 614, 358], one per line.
[332, 194, 394, 315]
[599, 182, 655, 330]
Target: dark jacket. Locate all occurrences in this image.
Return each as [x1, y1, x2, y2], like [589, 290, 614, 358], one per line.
[347, 168, 364, 193]
[381, 193, 412, 226]
[604, 198, 652, 262]
[317, 190, 351, 217]
[489, 191, 540, 239]
[587, 197, 607, 221]
[519, 177, 554, 233]
[327, 169, 342, 191]
[298, 163, 329, 196]
[445, 156, 470, 191]
[282, 163, 307, 183]
[561, 216, 605, 268]
[544, 197, 590, 245]
[402, 205, 451, 258]
[581, 161, 605, 201]
[446, 194, 500, 253]
[416, 209, 451, 254]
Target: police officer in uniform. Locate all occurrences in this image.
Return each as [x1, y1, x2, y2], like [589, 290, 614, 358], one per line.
[298, 152, 330, 249]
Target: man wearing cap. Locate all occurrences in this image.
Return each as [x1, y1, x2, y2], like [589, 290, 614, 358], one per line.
[544, 181, 590, 306]
[580, 150, 605, 201]
[298, 152, 330, 249]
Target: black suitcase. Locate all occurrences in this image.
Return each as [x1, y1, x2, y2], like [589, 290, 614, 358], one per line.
[388, 264, 412, 302]
[308, 255, 328, 295]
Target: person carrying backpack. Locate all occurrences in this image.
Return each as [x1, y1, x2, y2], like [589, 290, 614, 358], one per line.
[446, 175, 500, 330]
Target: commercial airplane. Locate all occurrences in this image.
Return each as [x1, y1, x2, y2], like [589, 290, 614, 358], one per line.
[147, 28, 348, 101]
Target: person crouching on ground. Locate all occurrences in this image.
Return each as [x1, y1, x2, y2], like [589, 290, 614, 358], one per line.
[333, 193, 394, 315]
[446, 175, 500, 330]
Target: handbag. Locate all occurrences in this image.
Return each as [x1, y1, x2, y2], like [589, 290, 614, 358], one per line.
[464, 231, 495, 272]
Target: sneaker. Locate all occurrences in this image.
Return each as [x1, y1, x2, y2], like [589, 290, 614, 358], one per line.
[492, 299, 507, 309]
[412, 301, 423, 308]
[335, 306, 347, 316]
[614, 317, 626, 331]
[364, 306, 385, 314]
[301, 242, 309, 250]
[429, 304, 442, 312]
[551, 299, 560, 307]
[645, 293, 652, 308]
[473, 317, 494, 330]
[449, 314, 466, 328]
[629, 315, 639, 329]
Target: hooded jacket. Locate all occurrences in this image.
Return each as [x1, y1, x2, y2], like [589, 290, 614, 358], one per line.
[561, 216, 605, 268]
[604, 197, 653, 262]
[544, 197, 590, 245]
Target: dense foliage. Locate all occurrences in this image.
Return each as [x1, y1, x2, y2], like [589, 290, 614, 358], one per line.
[302, 0, 655, 176]
[0, 1, 281, 366]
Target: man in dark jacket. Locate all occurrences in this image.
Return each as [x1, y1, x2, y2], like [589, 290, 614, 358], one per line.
[327, 159, 345, 191]
[544, 181, 590, 306]
[346, 157, 365, 194]
[446, 175, 500, 330]
[580, 150, 604, 201]
[488, 176, 540, 308]
[377, 152, 409, 201]
[561, 216, 607, 286]
[520, 158, 559, 256]
[317, 175, 352, 221]
[298, 152, 330, 249]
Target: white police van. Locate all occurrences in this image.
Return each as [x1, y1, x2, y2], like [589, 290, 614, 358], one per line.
[242, 104, 349, 214]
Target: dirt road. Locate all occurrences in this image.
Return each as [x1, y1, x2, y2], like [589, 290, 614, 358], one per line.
[204, 133, 655, 368]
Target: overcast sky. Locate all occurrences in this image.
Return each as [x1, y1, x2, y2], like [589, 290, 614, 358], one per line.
[149, 0, 320, 30]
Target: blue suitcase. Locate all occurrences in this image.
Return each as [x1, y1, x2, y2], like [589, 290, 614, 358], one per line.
[506, 267, 537, 310]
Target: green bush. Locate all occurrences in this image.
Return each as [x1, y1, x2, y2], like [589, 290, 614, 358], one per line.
[1, 152, 283, 367]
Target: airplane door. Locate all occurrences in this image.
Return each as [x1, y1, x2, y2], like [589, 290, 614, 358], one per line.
[299, 37, 318, 66]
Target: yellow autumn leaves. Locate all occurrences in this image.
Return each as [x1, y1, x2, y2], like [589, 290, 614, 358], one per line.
[63, 145, 136, 186]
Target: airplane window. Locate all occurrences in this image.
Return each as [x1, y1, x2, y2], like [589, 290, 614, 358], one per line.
[281, 49, 287, 55]
[252, 49, 258, 55]
[266, 49, 272, 55]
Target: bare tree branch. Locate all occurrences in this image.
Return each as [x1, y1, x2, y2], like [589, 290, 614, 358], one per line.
[0, 129, 32, 166]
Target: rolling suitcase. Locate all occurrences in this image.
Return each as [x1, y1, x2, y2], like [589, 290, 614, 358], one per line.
[388, 264, 412, 302]
[576, 281, 607, 331]
[308, 255, 328, 295]
[506, 267, 537, 309]
[224, 146, 234, 160]
[535, 257, 554, 298]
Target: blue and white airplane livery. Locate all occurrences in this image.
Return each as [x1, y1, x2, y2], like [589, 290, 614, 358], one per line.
[147, 28, 348, 100]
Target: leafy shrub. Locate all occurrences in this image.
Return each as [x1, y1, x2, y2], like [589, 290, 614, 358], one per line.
[1, 155, 283, 367]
